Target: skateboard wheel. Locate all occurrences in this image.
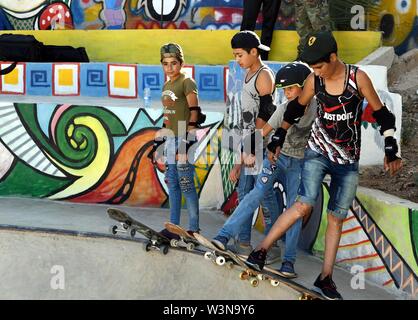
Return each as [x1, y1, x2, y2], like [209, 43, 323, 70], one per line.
[162, 245, 169, 255]
[215, 256, 225, 266]
[144, 242, 152, 252]
[129, 229, 136, 238]
[271, 280, 280, 287]
[186, 243, 195, 251]
[250, 278, 259, 287]
[170, 239, 179, 247]
[204, 251, 212, 260]
[122, 223, 129, 230]
[239, 271, 249, 280]
[110, 225, 118, 235]
[226, 261, 234, 269]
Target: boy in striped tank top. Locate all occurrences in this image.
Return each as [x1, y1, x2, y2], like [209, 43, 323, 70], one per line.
[246, 31, 403, 299]
[222, 31, 279, 258]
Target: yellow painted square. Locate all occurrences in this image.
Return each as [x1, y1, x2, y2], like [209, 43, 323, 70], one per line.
[4, 68, 19, 85]
[58, 69, 74, 86]
[114, 70, 130, 89]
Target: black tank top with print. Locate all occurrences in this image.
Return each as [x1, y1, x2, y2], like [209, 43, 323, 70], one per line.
[307, 64, 364, 164]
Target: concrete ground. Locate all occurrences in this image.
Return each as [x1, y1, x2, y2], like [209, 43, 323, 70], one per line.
[0, 196, 406, 300]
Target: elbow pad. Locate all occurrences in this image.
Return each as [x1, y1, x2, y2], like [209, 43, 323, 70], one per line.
[258, 94, 277, 122]
[283, 98, 306, 125]
[189, 106, 206, 127]
[372, 105, 396, 135]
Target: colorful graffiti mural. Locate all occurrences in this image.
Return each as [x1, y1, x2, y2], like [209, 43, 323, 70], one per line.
[287, 183, 418, 297]
[0, 1, 416, 53]
[0, 102, 223, 205]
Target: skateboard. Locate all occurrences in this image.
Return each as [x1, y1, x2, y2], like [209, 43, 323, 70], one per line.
[194, 233, 263, 286]
[164, 222, 200, 251]
[107, 208, 170, 255]
[194, 233, 324, 299]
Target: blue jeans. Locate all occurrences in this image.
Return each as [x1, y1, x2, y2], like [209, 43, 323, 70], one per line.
[164, 137, 199, 231]
[217, 154, 280, 244]
[297, 148, 359, 220]
[275, 154, 304, 264]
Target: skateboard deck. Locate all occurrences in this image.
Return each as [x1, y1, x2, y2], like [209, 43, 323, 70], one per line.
[193, 233, 247, 270]
[164, 222, 200, 251]
[107, 208, 170, 255]
[194, 233, 324, 300]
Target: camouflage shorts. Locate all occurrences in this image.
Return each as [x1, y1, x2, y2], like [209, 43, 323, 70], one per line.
[295, 0, 331, 53]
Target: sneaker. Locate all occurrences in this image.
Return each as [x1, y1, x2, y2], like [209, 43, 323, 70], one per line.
[211, 235, 228, 250]
[245, 248, 267, 271]
[313, 274, 343, 300]
[277, 261, 297, 278]
[228, 240, 253, 256]
[159, 228, 180, 240]
[265, 245, 281, 265]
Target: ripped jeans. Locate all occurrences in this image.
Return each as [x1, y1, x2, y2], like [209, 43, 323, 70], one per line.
[165, 137, 199, 231]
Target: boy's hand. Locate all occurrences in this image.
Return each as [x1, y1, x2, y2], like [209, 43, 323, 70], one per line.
[267, 148, 280, 164]
[229, 164, 242, 183]
[384, 157, 402, 176]
[242, 152, 256, 168]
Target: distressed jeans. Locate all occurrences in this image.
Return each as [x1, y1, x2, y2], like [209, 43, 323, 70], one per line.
[165, 137, 199, 231]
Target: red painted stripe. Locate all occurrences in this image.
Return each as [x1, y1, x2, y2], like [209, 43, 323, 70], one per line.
[383, 279, 394, 286]
[364, 266, 386, 273]
[336, 253, 379, 263]
[338, 239, 370, 248]
[343, 215, 357, 223]
[341, 226, 363, 235]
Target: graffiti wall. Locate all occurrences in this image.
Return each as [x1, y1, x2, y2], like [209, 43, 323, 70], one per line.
[296, 184, 418, 298]
[0, 1, 416, 54]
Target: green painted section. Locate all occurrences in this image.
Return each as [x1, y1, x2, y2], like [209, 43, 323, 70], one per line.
[0, 161, 70, 197]
[16, 103, 127, 169]
[411, 210, 418, 264]
[357, 192, 418, 275]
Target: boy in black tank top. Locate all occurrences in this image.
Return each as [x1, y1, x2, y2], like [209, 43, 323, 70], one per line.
[245, 31, 403, 300]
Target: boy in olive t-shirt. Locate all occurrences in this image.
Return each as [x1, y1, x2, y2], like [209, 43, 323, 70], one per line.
[149, 43, 203, 239]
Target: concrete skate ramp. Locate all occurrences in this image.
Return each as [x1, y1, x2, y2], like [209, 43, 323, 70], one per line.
[0, 227, 302, 300]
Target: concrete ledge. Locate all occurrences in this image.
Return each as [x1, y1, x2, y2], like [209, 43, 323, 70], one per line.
[358, 46, 395, 68]
[388, 48, 418, 85]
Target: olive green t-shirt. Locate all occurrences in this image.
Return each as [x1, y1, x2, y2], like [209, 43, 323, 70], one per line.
[161, 72, 198, 136]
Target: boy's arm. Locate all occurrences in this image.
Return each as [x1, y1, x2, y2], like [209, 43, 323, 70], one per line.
[255, 69, 276, 129]
[241, 69, 276, 166]
[267, 74, 315, 160]
[356, 69, 402, 176]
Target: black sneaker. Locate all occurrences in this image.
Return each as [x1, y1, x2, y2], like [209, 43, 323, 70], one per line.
[313, 274, 343, 300]
[159, 228, 180, 240]
[245, 248, 267, 271]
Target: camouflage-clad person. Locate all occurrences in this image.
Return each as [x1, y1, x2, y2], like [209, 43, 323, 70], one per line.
[295, 0, 331, 58]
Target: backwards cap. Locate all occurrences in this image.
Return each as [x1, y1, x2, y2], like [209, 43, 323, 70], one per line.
[160, 43, 184, 62]
[231, 30, 270, 52]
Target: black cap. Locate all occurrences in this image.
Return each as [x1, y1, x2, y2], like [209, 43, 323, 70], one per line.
[231, 30, 270, 52]
[300, 31, 337, 64]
